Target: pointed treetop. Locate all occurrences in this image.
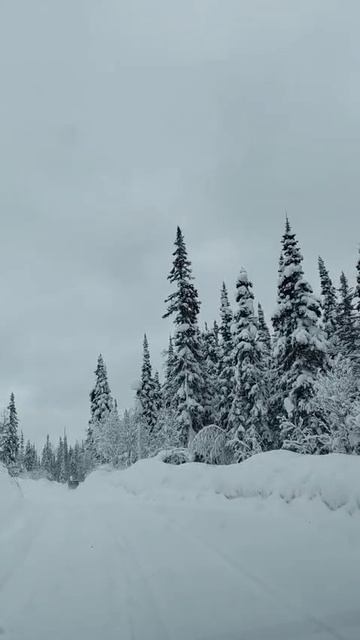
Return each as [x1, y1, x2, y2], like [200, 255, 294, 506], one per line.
[285, 213, 291, 234]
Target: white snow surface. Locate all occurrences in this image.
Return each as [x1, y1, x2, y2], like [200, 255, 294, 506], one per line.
[0, 463, 22, 526]
[1, 452, 360, 639]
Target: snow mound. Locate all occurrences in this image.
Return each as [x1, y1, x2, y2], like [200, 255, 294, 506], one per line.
[0, 463, 22, 528]
[82, 450, 360, 513]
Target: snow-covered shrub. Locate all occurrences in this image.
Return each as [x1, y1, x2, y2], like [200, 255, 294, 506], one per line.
[227, 423, 263, 462]
[281, 418, 319, 454]
[190, 425, 231, 465]
[311, 355, 360, 453]
[156, 448, 192, 465]
[281, 355, 360, 454]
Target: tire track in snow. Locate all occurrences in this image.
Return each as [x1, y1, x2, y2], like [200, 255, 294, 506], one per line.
[105, 508, 173, 640]
[146, 504, 349, 640]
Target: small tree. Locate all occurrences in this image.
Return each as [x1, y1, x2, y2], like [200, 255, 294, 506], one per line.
[136, 335, 158, 432]
[217, 283, 234, 430]
[318, 256, 338, 343]
[87, 354, 113, 461]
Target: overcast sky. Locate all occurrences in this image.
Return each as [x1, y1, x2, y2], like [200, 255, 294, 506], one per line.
[0, 0, 359, 444]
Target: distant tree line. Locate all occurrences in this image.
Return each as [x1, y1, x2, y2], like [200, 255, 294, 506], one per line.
[0, 393, 86, 481]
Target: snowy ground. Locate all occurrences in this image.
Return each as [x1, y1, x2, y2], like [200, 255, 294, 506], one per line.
[1, 453, 360, 640]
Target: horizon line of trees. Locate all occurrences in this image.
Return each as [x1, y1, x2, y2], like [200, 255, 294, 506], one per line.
[0, 393, 87, 481]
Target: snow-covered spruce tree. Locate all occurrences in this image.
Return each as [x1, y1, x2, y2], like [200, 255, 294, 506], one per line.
[136, 334, 158, 431]
[256, 302, 278, 449]
[41, 435, 55, 479]
[18, 431, 25, 470]
[119, 409, 138, 467]
[257, 303, 271, 355]
[95, 401, 123, 467]
[87, 354, 113, 462]
[23, 441, 38, 473]
[68, 442, 86, 482]
[1, 394, 19, 470]
[336, 272, 358, 366]
[163, 227, 204, 446]
[201, 323, 220, 427]
[162, 336, 176, 409]
[134, 334, 160, 457]
[228, 269, 270, 461]
[55, 436, 68, 483]
[153, 371, 162, 413]
[318, 256, 338, 344]
[272, 219, 327, 449]
[355, 249, 360, 316]
[217, 283, 234, 430]
[153, 405, 182, 453]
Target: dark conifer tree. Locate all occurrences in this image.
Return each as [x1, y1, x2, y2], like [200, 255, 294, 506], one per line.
[137, 334, 158, 431]
[201, 323, 220, 426]
[355, 249, 360, 315]
[163, 336, 176, 409]
[257, 303, 271, 355]
[318, 256, 338, 343]
[217, 282, 234, 430]
[336, 272, 358, 363]
[163, 227, 204, 445]
[153, 372, 162, 413]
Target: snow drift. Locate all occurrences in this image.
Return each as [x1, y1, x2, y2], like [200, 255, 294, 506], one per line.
[82, 450, 360, 513]
[0, 463, 22, 528]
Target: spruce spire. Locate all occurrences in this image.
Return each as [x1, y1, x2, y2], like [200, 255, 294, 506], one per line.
[163, 227, 203, 445]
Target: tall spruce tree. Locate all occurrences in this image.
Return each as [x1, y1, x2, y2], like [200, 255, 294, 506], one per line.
[163, 336, 176, 409]
[153, 371, 162, 413]
[87, 354, 113, 456]
[318, 256, 338, 343]
[228, 270, 270, 459]
[257, 303, 271, 355]
[355, 249, 360, 315]
[217, 282, 234, 430]
[163, 227, 204, 445]
[201, 323, 220, 426]
[272, 219, 327, 442]
[336, 272, 358, 363]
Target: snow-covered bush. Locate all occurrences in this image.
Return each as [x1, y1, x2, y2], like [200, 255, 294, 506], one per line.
[311, 355, 360, 453]
[156, 448, 192, 465]
[190, 425, 231, 465]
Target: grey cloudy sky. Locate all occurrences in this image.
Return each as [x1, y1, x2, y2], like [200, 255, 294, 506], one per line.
[0, 0, 359, 444]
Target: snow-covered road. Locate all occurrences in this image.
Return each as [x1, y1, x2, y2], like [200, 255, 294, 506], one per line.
[1, 472, 360, 640]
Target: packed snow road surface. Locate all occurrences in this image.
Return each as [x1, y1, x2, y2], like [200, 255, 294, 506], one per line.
[1, 454, 360, 640]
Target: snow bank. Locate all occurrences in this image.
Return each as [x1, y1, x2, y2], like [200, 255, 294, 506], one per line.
[82, 450, 360, 513]
[0, 463, 22, 527]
